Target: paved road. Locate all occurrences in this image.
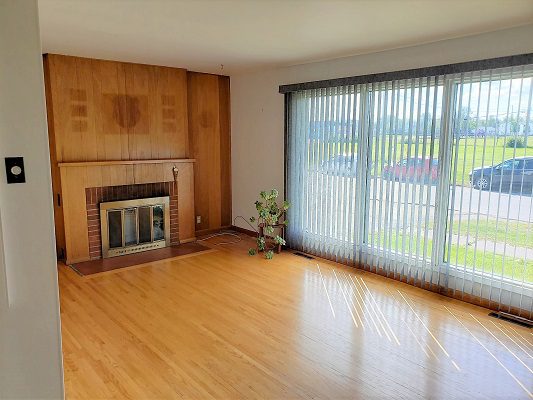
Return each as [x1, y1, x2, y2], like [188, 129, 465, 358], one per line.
[312, 173, 532, 223]
[366, 178, 532, 223]
[451, 185, 532, 222]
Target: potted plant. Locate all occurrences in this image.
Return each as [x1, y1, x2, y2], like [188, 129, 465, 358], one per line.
[248, 189, 289, 259]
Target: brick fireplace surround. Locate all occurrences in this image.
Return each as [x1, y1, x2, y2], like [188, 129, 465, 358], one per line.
[85, 182, 179, 260]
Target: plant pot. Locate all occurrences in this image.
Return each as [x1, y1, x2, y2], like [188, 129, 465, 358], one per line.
[257, 223, 286, 254]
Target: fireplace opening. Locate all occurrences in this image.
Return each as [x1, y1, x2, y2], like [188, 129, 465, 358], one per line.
[100, 197, 170, 258]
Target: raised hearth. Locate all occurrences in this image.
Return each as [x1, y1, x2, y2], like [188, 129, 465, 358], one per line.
[71, 242, 211, 276]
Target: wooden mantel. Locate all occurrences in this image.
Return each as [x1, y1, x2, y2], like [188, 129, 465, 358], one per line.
[59, 159, 196, 265]
[59, 158, 196, 168]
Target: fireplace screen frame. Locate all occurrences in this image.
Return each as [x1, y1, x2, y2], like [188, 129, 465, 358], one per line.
[100, 196, 170, 258]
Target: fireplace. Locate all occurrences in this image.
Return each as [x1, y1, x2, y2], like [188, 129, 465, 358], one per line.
[85, 182, 179, 260]
[100, 197, 170, 258]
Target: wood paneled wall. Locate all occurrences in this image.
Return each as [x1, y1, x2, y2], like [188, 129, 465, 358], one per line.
[43, 54, 231, 259]
[44, 54, 189, 162]
[187, 72, 231, 233]
[59, 160, 195, 264]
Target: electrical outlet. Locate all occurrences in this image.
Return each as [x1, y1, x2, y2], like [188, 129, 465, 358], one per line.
[196, 215, 201, 224]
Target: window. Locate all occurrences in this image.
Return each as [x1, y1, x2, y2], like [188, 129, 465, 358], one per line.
[500, 160, 520, 170]
[286, 62, 533, 317]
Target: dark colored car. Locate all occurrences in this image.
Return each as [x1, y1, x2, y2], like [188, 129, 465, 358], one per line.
[320, 155, 357, 177]
[469, 156, 533, 192]
[383, 158, 439, 183]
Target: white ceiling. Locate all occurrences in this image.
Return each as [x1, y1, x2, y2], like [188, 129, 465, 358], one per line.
[38, 0, 533, 75]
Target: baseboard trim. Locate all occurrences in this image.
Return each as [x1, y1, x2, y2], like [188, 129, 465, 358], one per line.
[195, 226, 233, 237]
[230, 225, 257, 237]
[66, 256, 90, 265]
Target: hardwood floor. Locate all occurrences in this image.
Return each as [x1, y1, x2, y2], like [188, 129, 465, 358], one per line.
[59, 234, 533, 399]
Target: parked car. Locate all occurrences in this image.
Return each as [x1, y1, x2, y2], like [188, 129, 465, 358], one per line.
[320, 155, 357, 177]
[469, 156, 533, 192]
[383, 157, 439, 183]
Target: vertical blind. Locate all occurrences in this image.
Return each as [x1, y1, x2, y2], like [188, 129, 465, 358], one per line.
[286, 64, 533, 317]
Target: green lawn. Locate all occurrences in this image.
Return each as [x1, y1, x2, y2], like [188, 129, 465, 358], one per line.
[449, 243, 532, 283]
[374, 230, 533, 283]
[424, 218, 532, 249]
[451, 218, 531, 249]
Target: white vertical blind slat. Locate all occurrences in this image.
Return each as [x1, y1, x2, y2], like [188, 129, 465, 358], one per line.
[286, 65, 533, 317]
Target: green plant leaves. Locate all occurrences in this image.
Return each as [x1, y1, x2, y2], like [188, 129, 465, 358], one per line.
[274, 235, 286, 246]
[249, 189, 291, 259]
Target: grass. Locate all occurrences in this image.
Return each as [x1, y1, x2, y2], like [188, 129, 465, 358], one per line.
[451, 218, 531, 249]
[424, 218, 531, 249]
[449, 244, 532, 284]
[374, 230, 533, 283]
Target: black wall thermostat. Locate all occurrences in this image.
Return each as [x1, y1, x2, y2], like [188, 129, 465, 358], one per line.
[5, 157, 26, 184]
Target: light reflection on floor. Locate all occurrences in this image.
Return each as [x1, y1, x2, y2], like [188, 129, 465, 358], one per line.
[298, 262, 533, 399]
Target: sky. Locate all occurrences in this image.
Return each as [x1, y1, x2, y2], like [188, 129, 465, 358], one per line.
[308, 75, 533, 124]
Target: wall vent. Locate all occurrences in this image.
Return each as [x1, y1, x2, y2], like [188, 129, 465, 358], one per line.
[488, 311, 532, 328]
[293, 251, 314, 260]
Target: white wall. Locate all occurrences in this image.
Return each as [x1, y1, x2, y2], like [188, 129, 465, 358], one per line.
[0, 0, 64, 398]
[231, 24, 533, 228]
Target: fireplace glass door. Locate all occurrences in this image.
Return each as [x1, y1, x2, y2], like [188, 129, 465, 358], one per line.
[100, 197, 170, 258]
[124, 208, 137, 246]
[108, 210, 123, 249]
[138, 206, 152, 244]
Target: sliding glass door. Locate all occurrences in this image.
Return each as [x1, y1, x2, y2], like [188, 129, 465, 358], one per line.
[361, 77, 447, 289]
[445, 67, 533, 314]
[286, 63, 533, 317]
[287, 86, 363, 263]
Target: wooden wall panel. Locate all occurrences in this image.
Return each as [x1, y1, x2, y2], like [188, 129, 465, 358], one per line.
[125, 63, 150, 160]
[60, 166, 89, 263]
[44, 54, 230, 259]
[46, 55, 77, 162]
[156, 67, 189, 159]
[92, 58, 125, 160]
[188, 73, 219, 231]
[44, 54, 189, 162]
[43, 57, 65, 258]
[75, 57, 98, 161]
[174, 163, 196, 240]
[187, 72, 231, 233]
[218, 76, 232, 227]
